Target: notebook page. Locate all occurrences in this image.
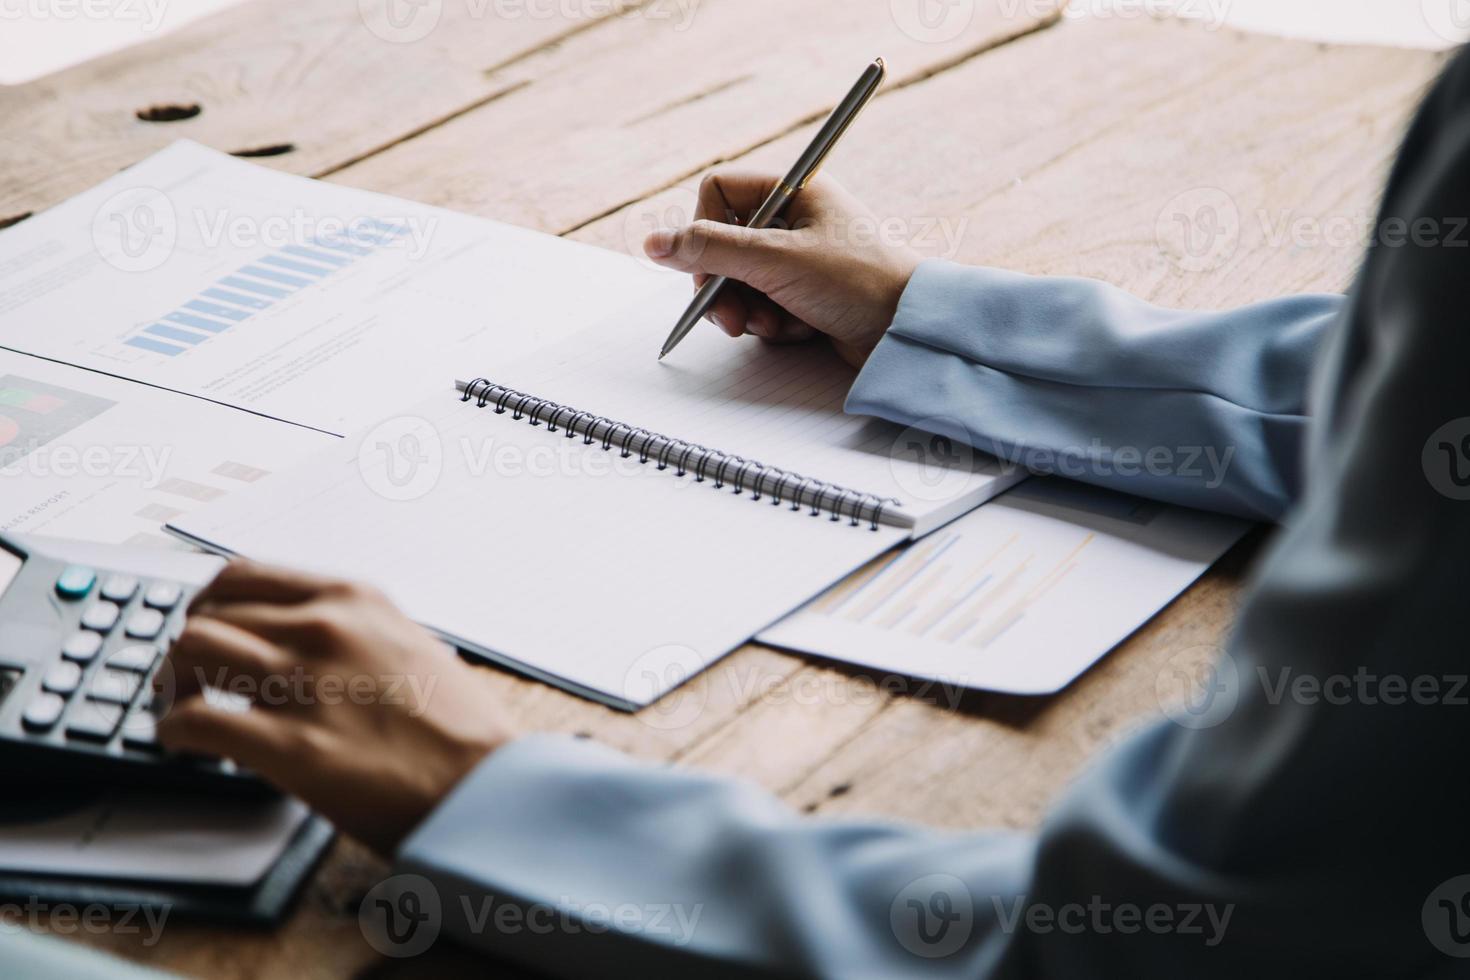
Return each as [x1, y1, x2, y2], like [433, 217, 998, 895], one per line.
[169, 393, 904, 706]
[484, 287, 1023, 537]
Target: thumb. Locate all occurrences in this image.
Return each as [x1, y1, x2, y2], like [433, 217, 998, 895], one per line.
[645, 219, 794, 290]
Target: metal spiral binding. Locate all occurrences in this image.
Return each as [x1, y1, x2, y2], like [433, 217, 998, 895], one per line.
[461, 378, 894, 530]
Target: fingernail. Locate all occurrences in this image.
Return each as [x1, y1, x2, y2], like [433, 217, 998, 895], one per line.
[645, 230, 676, 258]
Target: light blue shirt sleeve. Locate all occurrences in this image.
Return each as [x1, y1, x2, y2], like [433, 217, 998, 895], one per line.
[393, 52, 1470, 976]
[847, 262, 1341, 521]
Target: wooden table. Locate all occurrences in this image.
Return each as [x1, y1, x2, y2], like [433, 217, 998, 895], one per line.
[0, 2, 1444, 975]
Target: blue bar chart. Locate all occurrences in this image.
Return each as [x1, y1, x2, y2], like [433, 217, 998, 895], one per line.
[124, 220, 408, 357]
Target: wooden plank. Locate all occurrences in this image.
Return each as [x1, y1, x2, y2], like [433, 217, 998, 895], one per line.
[326, 0, 1064, 232]
[0, 0, 654, 221]
[567, 15, 1442, 820]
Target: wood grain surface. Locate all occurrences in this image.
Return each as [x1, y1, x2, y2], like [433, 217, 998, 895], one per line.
[0, 2, 1443, 976]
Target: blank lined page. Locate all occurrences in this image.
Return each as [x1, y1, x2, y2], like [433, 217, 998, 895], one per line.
[485, 283, 1019, 533]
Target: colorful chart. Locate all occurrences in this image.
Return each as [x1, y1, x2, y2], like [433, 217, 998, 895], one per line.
[0, 376, 116, 463]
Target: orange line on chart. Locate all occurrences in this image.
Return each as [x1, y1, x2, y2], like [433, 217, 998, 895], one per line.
[909, 533, 1020, 636]
[843, 533, 958, 623]
[810, 547, 904, 615]
[938, 558, 1030, 643]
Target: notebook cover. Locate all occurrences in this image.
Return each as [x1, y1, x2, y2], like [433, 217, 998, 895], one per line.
[0, 813, 335, 926]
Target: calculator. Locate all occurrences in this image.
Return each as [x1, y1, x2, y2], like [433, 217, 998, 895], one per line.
[0, 533, 271, 796]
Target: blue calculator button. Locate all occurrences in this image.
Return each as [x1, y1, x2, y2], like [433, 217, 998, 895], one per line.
[55, 566, 96, 600]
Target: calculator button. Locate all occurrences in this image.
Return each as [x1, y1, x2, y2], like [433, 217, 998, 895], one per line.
[143, 582, 183, 611]
[61, 630, 103, 663]
[121, 712, 161, 752]
[100, 574, 139, 603]
[54, 566, 96, 600]
[80, 601, 121, 634]
[22, 693, 66, 732]
[42, 660, 83, 696]
[66, 701, 123, 742]
[106, 644, 158, 674]
[87, 670, 142, 706]
[124, 608, 166, 640]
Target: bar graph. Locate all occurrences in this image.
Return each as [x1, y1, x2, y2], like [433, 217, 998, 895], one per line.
[123, 219, 408, 357]
[811, 526, 1096, 651]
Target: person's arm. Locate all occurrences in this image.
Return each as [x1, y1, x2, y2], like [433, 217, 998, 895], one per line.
[156, 55, 1470, 974]
[848, 264, 1339, 520]
[643, 173, 1338, 522]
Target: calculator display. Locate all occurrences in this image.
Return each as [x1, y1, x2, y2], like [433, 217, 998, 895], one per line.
[0, 547, 18, 597]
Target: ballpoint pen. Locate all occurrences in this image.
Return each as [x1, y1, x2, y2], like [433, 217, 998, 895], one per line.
[658, 57, 887, 360]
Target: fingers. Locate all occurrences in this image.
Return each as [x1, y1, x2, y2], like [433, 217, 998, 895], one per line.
[156, 696, 292, 776]
[644, 218, 793, 288]
[191, 559, 338, 610]
[694, 171, 781, 224]
[167, 615, 288, 702]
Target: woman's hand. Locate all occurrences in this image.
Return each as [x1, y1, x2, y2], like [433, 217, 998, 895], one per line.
[156, 561, 512, 855]
[644, 172, 921, 368]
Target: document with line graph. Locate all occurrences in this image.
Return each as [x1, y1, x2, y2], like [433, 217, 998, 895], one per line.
[759, 477, 1251, 694]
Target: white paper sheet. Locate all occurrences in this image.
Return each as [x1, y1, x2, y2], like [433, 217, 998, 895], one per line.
[0, 141, 677, 436]
[760, 478, 1251, 694]
[170, 392, 907, 706]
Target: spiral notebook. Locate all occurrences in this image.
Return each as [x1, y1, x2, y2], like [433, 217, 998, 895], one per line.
[168, 284, 1021, 707]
